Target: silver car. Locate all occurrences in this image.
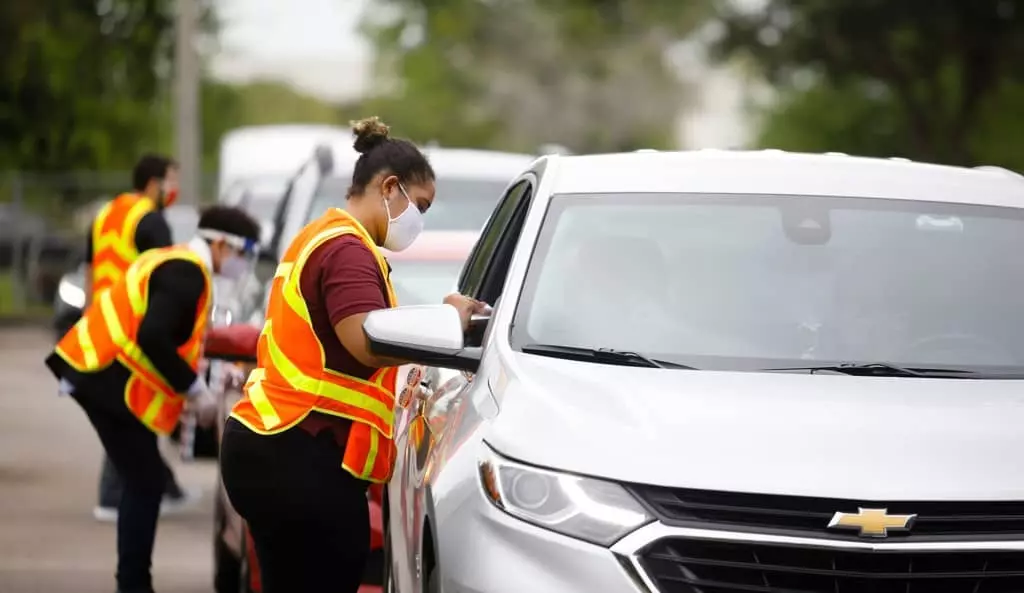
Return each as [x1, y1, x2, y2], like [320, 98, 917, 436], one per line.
[364, 150, 1024, 593]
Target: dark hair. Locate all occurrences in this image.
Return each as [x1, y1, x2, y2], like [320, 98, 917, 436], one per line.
[348, 116, 434, 198]
[198, 205, 262, 243]
[132, 154, 177, 192]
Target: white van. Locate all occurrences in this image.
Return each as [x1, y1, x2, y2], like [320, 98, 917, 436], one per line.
[217, 124, 352, 244]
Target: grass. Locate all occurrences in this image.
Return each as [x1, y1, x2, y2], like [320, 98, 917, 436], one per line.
[0, 271, 55, 320]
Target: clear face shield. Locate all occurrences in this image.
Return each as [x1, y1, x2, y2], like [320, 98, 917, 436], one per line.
[197, 229, 260, 326]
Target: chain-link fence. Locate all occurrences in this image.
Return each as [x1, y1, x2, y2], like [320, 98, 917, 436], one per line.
[0, 171, 217, 322]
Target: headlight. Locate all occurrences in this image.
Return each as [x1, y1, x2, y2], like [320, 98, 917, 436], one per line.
[57, 278, 86, 309]
[478, 445, 653, 546]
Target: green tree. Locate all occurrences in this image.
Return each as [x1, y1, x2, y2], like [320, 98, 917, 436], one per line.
[714, 0, 1024, 166]
[0, 0, 217, 172]
[362, 0, 713, 152]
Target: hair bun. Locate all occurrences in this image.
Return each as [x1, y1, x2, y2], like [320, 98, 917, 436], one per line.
[351, 116, 390, 154]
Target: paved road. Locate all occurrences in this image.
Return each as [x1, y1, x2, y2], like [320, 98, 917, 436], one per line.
[0, 328, 218, 593]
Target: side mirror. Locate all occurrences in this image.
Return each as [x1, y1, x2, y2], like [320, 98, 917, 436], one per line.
[364, 305, 481, 373]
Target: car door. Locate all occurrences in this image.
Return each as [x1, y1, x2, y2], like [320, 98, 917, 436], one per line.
[391, 178, 535, 593]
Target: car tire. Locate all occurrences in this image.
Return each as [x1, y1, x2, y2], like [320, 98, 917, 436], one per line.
[213, 494, 241, 593]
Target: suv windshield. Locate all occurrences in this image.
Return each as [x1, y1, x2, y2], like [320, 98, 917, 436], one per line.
[511, 193, 1024, 373]
[305, 175, 509, 231]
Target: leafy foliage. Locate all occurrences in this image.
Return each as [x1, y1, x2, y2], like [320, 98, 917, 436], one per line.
[0, 0, 212, 171]
[714, 0, 1024, 167]
[361, 0, 714, 152]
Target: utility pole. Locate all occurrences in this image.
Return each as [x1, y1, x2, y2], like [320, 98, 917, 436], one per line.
[174, 0, 201, 205]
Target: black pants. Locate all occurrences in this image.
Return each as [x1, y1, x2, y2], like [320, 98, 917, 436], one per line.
[220, 418, 370, 593]
[98, 453, 182, 508]
[72, 383, 169, 593]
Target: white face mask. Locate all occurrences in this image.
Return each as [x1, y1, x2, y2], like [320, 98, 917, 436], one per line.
[383, 184, 424, 252]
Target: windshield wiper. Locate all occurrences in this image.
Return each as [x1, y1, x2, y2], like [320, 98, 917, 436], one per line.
[760, 362, 1009, 378]
[520, 344, 697, 370]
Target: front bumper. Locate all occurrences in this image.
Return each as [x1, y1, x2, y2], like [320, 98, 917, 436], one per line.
[436, 486, 649, 593]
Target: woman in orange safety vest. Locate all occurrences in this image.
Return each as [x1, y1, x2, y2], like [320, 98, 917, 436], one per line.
[219, 117, 485, 593]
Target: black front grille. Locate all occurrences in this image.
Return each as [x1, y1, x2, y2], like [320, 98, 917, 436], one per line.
[640, 538, 1024, 593]
[628, 486, 1024, 541]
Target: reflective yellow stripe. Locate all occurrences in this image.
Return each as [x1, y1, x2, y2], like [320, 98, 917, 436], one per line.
[274, 262, 293, 278]
[92, 197, 154, 266]
[245, 369, 283, 430]
[263, 324, 393, 431]
[120, 199, 154, 240]
[77, 315, 99, 369]
[99, 285, 172, 384]
[141, 391, 167, 424]
[363, 429, 379, 476]
[94, 233, 139, 263]
[93, 261, 126, 286]
[279, 227, 357, 324]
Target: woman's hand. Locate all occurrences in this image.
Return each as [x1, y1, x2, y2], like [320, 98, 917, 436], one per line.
[443, 293, 489, 331]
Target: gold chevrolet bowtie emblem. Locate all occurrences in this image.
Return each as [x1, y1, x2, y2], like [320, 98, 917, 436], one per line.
[827, 508, 916, 538]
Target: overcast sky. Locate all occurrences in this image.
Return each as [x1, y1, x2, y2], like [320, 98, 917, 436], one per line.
[210, 0, 374, 101]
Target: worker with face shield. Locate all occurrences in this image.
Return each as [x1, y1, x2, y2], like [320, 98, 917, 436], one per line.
[47, 205, 262, 593]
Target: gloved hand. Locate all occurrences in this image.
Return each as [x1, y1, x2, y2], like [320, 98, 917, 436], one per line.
[58, 378, 75, 398]
[183, 376, 219, 428]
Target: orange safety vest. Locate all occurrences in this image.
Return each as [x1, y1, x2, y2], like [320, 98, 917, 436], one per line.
[91, 193, 157, 296]
[55, 246, 211, 435]
[231, 208, 400, 483]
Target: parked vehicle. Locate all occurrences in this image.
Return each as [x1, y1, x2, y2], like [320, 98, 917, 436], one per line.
[245, 143, 532, 325]
[211, 230, 477, 593]
[362, 150, 1024, 593]
[264, 145, 536, 262]
[218, 125, 352, 248]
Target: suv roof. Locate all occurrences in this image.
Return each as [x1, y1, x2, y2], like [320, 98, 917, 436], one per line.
[422, 147, 537, 180]
[540, 150, 1024, 208]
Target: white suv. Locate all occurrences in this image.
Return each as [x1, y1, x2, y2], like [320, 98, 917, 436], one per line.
[365, 150, 1024, 593]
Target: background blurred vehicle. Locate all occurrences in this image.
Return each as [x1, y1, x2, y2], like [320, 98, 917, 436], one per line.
[0, 203, 79, 304]
[211, 229, 476, 593]
[217, 125, 352, 248]
[265, 144, 535, 261]
[248, 142, 535, 321]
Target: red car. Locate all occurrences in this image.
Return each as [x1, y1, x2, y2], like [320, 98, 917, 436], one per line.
[208, 231, 477, 593]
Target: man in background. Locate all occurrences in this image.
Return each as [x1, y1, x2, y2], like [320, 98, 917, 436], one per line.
[84, 154, 199, 522]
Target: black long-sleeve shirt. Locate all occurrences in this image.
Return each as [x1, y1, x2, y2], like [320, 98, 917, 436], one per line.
[46, 257, 207, 397]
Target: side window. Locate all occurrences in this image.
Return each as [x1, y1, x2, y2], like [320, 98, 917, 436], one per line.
[477, 186, 532, 305]
[458, 180, 530, 297]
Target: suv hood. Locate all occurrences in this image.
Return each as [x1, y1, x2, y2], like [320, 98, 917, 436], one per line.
[485, 353, 1024, 501]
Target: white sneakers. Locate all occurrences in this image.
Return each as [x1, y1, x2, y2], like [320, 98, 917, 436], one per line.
[92, 486, 203, 523]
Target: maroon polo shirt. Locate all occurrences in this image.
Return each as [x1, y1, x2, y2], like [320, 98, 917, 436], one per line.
[296, 234, 390, 459]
